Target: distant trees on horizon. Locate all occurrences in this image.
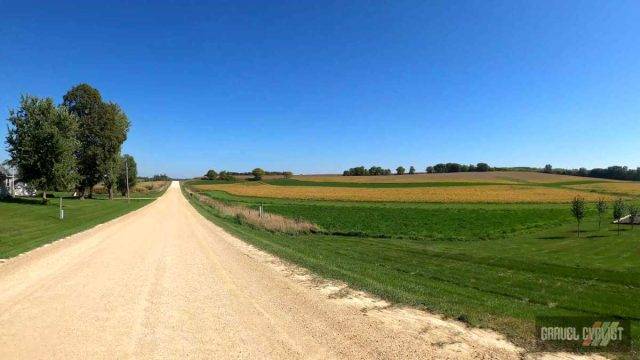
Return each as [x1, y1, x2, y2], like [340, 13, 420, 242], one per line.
[202, 168, 293, 181]
[343, 166, 392, 176]
[342, 163, 493, 176]
[542, 164, 640, 182]
[426, 162, 491, 173]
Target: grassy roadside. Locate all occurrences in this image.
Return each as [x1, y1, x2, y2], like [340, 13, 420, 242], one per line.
[183, 182, 639, 357]
[0, 183, 168, 259]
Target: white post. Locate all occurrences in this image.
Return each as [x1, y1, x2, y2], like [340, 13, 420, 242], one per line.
[59, 197, 64, 220]
[259, 203, 263, 218]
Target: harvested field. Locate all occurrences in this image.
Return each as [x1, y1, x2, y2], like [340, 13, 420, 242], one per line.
[296, 171, 604, 184]
[193, 183, 614, 203]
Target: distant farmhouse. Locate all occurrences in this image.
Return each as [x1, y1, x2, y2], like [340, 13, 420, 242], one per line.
[0, 166, 36, 198]
[0, 166, 13, 198]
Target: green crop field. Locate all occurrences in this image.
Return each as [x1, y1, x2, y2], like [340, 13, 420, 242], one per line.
[0, 182, 168, 259]
[184, 178, 640, 355]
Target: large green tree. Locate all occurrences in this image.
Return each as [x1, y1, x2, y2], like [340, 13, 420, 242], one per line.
[98, 102, 130, 199]
[63, 84, 130, 198]
[117, 154, 137, 196]
[62, 84, 103, 197]
[6, 95, 79, 203]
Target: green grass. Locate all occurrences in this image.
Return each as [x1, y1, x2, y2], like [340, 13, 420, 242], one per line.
[187, 179, 241, 185]
[184, 182, 639, 355]
[0, 194, 158, 259]
[202, 190, 571, 240]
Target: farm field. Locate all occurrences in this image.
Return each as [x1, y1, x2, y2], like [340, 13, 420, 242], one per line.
[192, 172, 638, 203]
[294, 171, 614, 184]
[184, 174, 640, 354]
[194, 182, 616, 203]
[0, 181, 168, 259]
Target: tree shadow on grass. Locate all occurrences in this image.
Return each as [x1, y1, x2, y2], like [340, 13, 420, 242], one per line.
[537, 235, 567, 240]
[609, 228, 630, 233]
[585, 234, 607, 239]
[0, 197, 44, 206]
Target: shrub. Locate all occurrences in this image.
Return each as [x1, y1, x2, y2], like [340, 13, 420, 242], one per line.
[205, 169, 217, 180]
[217, 171, 236, 181]
[252, 168, 265, 180]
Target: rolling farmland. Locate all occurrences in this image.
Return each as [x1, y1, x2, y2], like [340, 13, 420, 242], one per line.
[184, 172, 640, 354]
[192, 172, 622, 203]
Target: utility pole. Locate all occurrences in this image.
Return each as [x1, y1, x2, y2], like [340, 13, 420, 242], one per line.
[125, 158, 130, 203]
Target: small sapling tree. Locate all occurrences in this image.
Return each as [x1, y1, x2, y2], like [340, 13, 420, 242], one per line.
[595, 198, 608, 231]
[570, 197, 585, 237]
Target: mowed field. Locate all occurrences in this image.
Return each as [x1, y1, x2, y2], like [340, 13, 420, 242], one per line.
[185, 172, 640, 355]
[0, 181, 169, 259]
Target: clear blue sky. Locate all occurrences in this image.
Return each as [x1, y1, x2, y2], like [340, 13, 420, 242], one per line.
[2, 1, 639, 178]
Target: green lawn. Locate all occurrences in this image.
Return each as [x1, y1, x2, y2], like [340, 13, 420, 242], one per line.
[0, 191, 160, 259]
[186, 183, 639, 355]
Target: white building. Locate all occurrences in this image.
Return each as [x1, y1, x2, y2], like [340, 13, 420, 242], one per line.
[0, 166, 14, 198]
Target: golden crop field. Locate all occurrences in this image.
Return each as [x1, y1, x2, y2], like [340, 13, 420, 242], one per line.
[296, 171, 604, 184]
[194, 183, 614, 203]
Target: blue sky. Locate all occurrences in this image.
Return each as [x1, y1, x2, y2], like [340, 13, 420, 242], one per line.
[1, 1, 639, 177]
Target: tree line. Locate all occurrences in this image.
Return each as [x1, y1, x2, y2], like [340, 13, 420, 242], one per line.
[426, 162, 491, 173]
[5, 84, 138, 203]
[203, 168, 293, 181]
[139, 174, 171, 182]
[543, 164, 640, 182]
[343, 163, 491, 176]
